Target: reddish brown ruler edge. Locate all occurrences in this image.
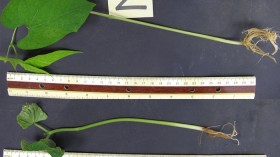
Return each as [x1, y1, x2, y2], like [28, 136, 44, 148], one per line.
[7, 81, 256, 94]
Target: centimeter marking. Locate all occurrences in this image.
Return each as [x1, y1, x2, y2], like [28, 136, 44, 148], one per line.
[7, 72, 256, 99]
[3, 150, 266, 157]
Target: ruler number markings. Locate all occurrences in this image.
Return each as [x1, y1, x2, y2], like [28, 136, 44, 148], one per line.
[4, 150, 266, 157]
[7, 72, 256, 99]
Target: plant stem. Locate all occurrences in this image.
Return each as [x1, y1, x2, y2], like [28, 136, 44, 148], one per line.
[6, 28, 18, 58]
[46, 118, 203, 138]
[34, 123, 49, 133]
[90, 11, 243, 45]
[0, 56, 23, 63]
[0, 56, 9, 62]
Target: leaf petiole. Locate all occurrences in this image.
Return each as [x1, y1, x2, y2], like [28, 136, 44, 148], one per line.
[11, 44, 18, 58]
[6, 28, 18, 58]
[34, 123, 49, 133]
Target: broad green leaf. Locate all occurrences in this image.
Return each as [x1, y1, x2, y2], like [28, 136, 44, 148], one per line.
[1, 50, 80, 74]
[19, 63, 49, 74]
[21, 139, 64, 157]
[25, 50, 81, 68]
[17, 103, 48, 129]
[0, 0, 95, 50]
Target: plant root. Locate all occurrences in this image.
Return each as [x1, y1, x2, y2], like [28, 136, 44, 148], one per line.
[242, 28, 279, 63]
[202, 121, 239, 145]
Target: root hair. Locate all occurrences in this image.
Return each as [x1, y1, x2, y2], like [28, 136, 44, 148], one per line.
[202, 121, 240, 145]
[242, 28, 279, 63]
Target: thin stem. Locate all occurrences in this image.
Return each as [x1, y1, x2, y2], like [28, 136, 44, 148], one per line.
[46, 118, 203, 138]
[0, 56, 9, 62]
[6, 28, 18, 58]
[34, 123, 49, 133]
[0, 56, 23, 63]
[90, 11, 243, 45]
[11, 45, 18, 58]
[5, 45, 12, 58]
[10, 28, 17, 46]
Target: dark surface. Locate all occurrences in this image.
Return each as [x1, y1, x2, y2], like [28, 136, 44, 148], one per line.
[0, 0, 280, 157]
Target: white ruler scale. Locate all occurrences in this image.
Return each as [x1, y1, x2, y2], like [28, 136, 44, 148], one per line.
[7, 72, 256, 99]
[3, 150, 266, 157]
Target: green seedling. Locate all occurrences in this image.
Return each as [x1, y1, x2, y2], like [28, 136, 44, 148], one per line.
[1, 0, 278, 63]
[17, 103, 239, 157]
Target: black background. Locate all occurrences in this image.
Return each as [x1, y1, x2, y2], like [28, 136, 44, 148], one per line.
[1, 0, 280, 157]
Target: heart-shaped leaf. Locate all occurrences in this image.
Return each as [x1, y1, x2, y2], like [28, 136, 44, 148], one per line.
[17, 103, 48, 129]
[0, 0, 95, 50]
[21, 139, 64, 157]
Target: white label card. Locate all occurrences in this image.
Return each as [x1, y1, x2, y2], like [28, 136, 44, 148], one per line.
[108, 0, 154, 18]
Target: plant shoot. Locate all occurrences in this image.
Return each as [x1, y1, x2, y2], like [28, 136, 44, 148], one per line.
[17, 103, 239, 157]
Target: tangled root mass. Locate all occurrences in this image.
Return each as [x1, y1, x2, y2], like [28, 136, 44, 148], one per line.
[242, 28, 279, 63]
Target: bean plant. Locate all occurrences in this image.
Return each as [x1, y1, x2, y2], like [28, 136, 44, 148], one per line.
[17, 103, 239, 157]
[1, 0, 278, 72]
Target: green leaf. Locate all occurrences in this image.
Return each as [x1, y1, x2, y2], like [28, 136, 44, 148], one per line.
[25, 50, 81, 68]
[19, 63, 49, 74]
[17, 103, 48, 129]
[0, 0, 95, 50]
[21, 139, 64, 157]
[1, 50, 80, 74]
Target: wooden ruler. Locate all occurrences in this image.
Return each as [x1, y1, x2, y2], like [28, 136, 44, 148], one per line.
[3, 150, 266, 157]
[7, 72, 256, 99]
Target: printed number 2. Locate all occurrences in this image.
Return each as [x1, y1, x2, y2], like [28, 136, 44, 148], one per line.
[108, 0, 153, 18]
[116, 0, 147, 10]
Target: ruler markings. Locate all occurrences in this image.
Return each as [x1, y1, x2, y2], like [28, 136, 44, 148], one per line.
[8, 88, 255, 99]
[7, 73, 256, 87]
[3, 150, 267, 157]
[7, 72, 256, 99]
